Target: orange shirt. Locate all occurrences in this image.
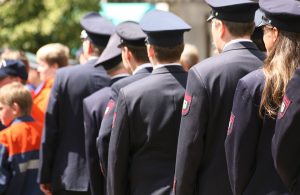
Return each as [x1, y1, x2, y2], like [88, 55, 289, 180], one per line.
[0, 119, 42, 157]
[31, 79, 54, 124]
[0, 117, 43, 195]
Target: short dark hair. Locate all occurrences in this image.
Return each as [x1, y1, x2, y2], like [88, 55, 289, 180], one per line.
[223, 20, 255, 37]
[152, 43, 184, 63]
[90, 43, 105, 56]
[124, 45, 149, 63]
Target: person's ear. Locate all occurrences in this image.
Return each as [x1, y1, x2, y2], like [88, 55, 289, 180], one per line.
[218, 20, 226, 39]
[147, 45, 155, 58]
[124, 47, 132, 61]
[87, 41, 94, 54]
[52, 63, 59, 69]
[12, 102, 21, 116]
[273, 27, 279, 43]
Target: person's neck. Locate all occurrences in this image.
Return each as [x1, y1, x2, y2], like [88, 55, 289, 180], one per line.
[152, 60, 180, 67]
[224, 35, 251, 44]
[219, 35, 251, 52]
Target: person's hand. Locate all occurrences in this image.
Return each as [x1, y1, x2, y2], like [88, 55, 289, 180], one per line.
[40, 183, 52, 195]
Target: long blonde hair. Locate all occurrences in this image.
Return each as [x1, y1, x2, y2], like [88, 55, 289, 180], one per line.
[260, 30, 300, 118]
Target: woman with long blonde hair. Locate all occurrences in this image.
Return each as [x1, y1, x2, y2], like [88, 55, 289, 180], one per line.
[225, 0, 300, 194]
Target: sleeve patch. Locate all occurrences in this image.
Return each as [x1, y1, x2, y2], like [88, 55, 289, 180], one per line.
[227, 113, 235, 135]
[104, 100, 115, 117]
[173, 178, 176, 193]
[182, 93, 192, 116]
[112, 112, 117, 129]
[278, 95, 291, 119]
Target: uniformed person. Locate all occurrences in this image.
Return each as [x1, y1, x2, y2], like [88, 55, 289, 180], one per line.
[251, 9, 266, 52]
[107, 10, 190, 195]
[96, 21, 152, 176]
[83, 33, 129, 195]
[38, 12, 113, 195]
[224, 0, 300, 194]
[273, 69, 300, 195]
[271, 1, 300, 193]
[173, 0, 265, 194]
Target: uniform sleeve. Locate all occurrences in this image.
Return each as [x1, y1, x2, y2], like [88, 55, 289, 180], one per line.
[37, 74, 60, 184]
[107, 90, 130, 195]
[272, 87, 300, 194]
[96, 99, 116, 177]
[83, 98, 104, 195]
[174, 69, 209, 195]
[0, 140, 11, 193]
[224, 80, 262, 195]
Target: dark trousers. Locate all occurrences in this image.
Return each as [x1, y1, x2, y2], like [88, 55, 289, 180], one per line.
[54, 190, 91, 195]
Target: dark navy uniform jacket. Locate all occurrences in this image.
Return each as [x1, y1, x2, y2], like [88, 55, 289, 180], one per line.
[38, 59, 110, 192]
[273, 68, 300, 195]
[225, 69, 289, 195]
[107, 65, 187, 195]
[96, 65, 152, 176]
[83, 75, 126, 195]
[174, 41, 265, 195]
[83, 75, 128, 195]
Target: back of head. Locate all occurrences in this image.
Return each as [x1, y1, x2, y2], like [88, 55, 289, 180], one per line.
[94, 33, 123, 71]
[180, 43, 200, 71]
[206, 0, 258, 37]
[140, 9, 191, 63]
[0, 59, 28, 83]
[251, 9, 266, 52]
[36, 43, 69, 68]
[1, 49, 30, 73]
[116, 21, 149, 64]
[0, 82, 33, 116]
[80, 12, 115, 53]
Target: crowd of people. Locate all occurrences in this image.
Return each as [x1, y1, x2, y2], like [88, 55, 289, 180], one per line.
[0, 0, 300, 194]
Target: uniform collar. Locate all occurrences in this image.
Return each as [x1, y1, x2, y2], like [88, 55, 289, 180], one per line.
[87, 56, 99, 61]
[223, 39, 252, 51]
[11, 115, 34, 125]
[110, 74, 130, 86]
[132, 63, 153, 75]
[223, 41, 259, 53]
[111, 73, 130, 80]
[153, 63, 182, 70]
[152, 64, 184, 74]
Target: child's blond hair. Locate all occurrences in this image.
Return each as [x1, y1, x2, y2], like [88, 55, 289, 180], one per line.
[36, 43, 69, 68]
[0, 82, 33, 115]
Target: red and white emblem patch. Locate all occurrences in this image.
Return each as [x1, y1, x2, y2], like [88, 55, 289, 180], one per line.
[104, 100, 115, 117]
[278, 95, 291, 119]
[182, 93, 192, 116]
[227, 113, 235, 135]
[112, 112, 117, 129]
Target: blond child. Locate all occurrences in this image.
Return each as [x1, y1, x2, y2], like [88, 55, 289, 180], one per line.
[0, 82, 43, 195]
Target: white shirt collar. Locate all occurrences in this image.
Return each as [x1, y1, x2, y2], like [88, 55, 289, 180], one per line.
[132, 63, 153, 75]
[88, 56, 98, 61]
[223, 39, 253, 51]
[153, 63, 182, 70]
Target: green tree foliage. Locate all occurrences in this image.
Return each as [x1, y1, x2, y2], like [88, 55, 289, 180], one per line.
[0, 0, 100, 56]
